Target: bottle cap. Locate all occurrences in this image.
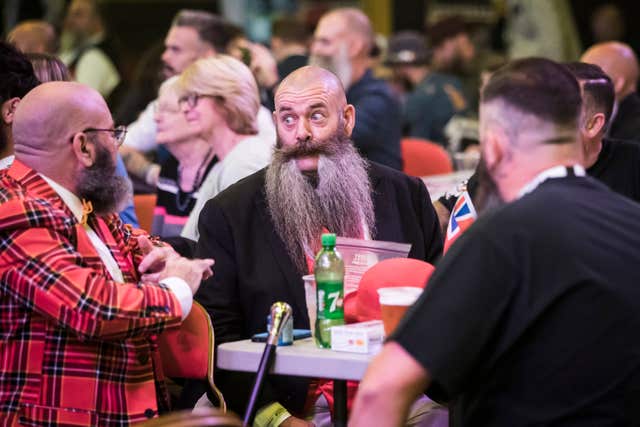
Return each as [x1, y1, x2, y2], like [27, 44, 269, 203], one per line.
[321, 233, 336, 246]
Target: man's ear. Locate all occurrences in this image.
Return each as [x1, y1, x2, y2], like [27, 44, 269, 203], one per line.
[70, 132, 96, 168]
[585, 112, 606, 138]
[342, 104, 356, 137]
[1, 97, 20, 125]
[613, 76, 626, 97]
[482, 126, 506, 172]
[347, 35, 365, 58]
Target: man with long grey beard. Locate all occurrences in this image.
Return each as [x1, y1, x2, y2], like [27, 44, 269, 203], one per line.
[193, 66, 442, 426]
[309, 7, 402, 170]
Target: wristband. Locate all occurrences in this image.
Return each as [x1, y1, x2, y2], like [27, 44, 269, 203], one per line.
[254, 402, 292, 427]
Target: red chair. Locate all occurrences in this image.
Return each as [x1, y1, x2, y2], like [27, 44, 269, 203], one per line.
[401, 138, 453, 177]
[344, 258, 435, 323]
[133, 193, 157, 233]
[158, 302, 226, 411]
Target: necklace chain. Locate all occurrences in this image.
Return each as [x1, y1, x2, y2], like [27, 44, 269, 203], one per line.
[175, 147, 213, 212]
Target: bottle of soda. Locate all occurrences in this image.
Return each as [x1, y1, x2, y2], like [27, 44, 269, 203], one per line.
[314, 233, 345, 348]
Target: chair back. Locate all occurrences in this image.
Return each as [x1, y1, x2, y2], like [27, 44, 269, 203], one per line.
[133, 193, 157, 233]
[344, 258, 435, 323]
[158, 302, 226, 411]
[401, 138, 453, 177]
[137, 407, 242, 427]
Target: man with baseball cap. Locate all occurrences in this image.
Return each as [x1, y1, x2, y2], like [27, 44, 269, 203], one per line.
[386, 30, 468, 146]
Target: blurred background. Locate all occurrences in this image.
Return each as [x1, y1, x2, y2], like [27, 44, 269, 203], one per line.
[4, 0, 640, 88]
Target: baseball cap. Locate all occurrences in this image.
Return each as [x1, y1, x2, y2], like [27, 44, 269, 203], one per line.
[385, 31, 430, 66]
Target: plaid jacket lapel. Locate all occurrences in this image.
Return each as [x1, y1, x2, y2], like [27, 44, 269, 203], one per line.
[89, 214, 138, 283]
[8, 160, 138, 282]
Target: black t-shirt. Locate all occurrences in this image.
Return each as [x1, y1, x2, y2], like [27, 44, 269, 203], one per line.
[395, 176, 640, 426]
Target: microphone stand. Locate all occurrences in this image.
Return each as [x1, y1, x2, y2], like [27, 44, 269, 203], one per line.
[243, 302, 292, 427]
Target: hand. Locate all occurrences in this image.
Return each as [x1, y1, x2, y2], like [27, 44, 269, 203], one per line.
[137, 236, 179, 275]
[280, 416, 315, 427]
[432, 200, 451, 236]
[141, 256, 214, 294]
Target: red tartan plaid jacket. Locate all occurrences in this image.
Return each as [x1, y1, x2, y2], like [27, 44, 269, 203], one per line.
[0, 161, 183, 426]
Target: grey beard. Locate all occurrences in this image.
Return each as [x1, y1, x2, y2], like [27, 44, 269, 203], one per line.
[309, 53, 352, 89]
[265, 140, 375, 272]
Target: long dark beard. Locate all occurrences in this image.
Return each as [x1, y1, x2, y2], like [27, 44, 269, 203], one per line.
[77, 142, 131, 216]
[265, 130, 375, 272]
[474, 155, 504, 214]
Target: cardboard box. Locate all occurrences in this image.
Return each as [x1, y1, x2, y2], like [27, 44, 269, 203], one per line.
[331, 320, 384, 354]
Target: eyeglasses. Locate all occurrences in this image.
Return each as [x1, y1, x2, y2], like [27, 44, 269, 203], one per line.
[178, 93, 221, 110]
[83, 125, 128, 146]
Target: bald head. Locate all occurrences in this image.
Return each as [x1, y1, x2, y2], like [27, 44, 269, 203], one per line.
[581, 42, 639, 99]
[276, 65, 347, 106]
[7, 20, 57, 54]
[320, 8, 374, 55]
[13, 81, 111, 168]
[273, 65, 356, 172]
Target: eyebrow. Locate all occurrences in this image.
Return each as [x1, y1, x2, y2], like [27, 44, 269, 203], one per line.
[277, 102, 328, 113]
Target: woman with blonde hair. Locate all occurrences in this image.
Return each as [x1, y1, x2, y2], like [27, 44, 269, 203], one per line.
[151, 75, 217, 238]
[178, 55, 274, 240]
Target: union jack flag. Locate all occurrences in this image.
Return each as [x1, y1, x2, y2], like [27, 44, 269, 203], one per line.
[444, 190, 477, 253]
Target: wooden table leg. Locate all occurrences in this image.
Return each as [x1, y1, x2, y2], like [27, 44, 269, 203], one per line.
[334, 379, 347, 427]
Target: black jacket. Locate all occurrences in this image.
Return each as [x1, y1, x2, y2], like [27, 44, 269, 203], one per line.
[608, 92, 640, 142]
[194, 162, 443, 415]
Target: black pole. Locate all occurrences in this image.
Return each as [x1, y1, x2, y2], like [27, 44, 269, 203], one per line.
[243, 344, 277, 426]
[242, 302, 292, 427]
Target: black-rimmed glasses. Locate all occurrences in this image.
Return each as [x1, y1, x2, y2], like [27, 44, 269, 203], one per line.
[178, 93, 221, 110]
[82, 125, 127, 146]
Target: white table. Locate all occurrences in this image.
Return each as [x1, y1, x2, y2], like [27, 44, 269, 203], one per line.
[217, 338, 374, 426]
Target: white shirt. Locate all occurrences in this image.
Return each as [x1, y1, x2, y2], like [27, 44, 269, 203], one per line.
[74, 47, 121, 98]
[60, 33, 121, 98]
[181, 132, 275, 241]
[0, 155, 15, 170]
[41, 175, 193, 318]
[518, 164, 586, 198]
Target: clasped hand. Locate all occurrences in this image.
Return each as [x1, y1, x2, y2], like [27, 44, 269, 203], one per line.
[136, 235, 214, 294]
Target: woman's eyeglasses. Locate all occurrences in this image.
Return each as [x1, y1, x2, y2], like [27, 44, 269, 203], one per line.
[178, 93, 222, 110]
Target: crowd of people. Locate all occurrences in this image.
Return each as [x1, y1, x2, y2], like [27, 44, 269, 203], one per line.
[1, 1, 640, 426]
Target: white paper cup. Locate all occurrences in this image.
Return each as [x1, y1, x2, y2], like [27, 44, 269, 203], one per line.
[453, 151, 480, 171]
[302, 275, 316, 336]
[377, 287, 423, 335]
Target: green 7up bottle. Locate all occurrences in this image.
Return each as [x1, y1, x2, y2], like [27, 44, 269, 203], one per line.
[314, 233, 345, 348]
